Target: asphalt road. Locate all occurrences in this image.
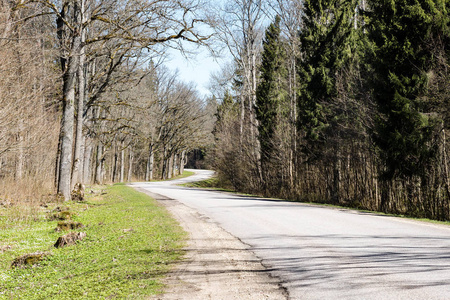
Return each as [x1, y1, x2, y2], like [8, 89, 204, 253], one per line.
[131, 169, 450, 299]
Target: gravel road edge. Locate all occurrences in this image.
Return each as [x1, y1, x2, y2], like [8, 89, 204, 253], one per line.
[135, 188, 289, 300]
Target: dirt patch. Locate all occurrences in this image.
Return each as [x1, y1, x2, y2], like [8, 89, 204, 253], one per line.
[137, 189, 288, 300]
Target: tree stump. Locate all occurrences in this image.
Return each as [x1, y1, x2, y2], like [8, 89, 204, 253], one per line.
[54, 232, 86, 248]
[71, 183, 85, 202]
[55, 221, 84, 232]
[11, 252, 49, 268]
[48, 210, 75, 221]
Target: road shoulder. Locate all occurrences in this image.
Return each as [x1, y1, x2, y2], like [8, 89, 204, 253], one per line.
[136, 188, 288, 300]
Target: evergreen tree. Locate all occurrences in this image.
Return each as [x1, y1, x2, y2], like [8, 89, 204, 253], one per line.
[214, 91, 236, 136]
[298, 0, 359, 158]
[255, 15, 287, 185]
[366, 0, 447, 179]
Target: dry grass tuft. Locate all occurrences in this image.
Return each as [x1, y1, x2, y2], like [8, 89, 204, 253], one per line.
[0, 176, 57, 222]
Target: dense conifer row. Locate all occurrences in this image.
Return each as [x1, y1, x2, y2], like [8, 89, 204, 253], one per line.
[213, 0, 450, 220]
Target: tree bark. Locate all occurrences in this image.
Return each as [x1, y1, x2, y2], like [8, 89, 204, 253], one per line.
[94, 142, 103, 184]
[162, 146, 168, 180]
[120, 147, 125, 182]
[127, 149, 133, 182]
[111, 145, 118, 182]
[180, 150, 186, 174]
[168, 152, 173, 179]
[16, 120, 24, 180]
[145, 142, 154, 181]
[72, 0, 86, 186]
[82, 141, 93, 184]
[172, 153, 178, 177]
[57, 0, 82, 201]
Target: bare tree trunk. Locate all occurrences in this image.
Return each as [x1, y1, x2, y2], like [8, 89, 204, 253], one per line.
[58, 76, 76, 200]
[168, 152, 173, 179]
[180, 150, 186, 174]
[240, 93, 245, 141]
[111, 145, 118, 182]
[333, 150, 342, 204]
[250, 49, 257, 140]
[173, 153, 178, 177]
[149, 148, 154, 180]
[443, 129, 450, 202]
[162, 146, 170, 180]
[94, 142, 103, 184]
[120, 147, 125, 182]
[290, 53, 298, 189]
[54, 133, 62, 188]
[127, 149, 133, 182]
[82, 141, 92, 184]
[145, 142, 154, 181]
[16, 120, 24, 180]
[57, 0, 82, 200]
[72, 4, 86, 186]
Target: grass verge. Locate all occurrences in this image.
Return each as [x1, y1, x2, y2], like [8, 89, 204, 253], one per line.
[0, 184, 186, 299]
[171, 170, 195, 180]
[144, 170, 195, 183]
[179, 176, 227, 190]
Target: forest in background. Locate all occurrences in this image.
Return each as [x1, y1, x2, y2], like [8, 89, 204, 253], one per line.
[0, 0, 215, 208]
[211, 0, 450, 221]
[1, 0, 450, 222]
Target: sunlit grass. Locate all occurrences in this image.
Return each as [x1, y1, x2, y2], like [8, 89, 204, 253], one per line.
[171, 170, 195, 180]
[180, 176, 227, 190]
[0, 185, 186, 299]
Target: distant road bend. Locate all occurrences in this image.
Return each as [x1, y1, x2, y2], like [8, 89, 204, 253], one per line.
[132, 169, 450, 300]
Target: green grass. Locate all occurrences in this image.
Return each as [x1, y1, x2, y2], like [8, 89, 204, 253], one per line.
[147, 170, 195, 182]
[0, 185, 186, 299]
[171, 170, 195, 180]
[180, 177, 266, 199]
[180, 176, 227, 190]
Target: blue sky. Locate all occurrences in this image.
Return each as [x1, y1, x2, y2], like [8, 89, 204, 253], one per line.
[164, 0, 227, 98]
[166, 47, 223, 98]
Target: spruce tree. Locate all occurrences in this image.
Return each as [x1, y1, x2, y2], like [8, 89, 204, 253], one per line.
[255, 15, 287, 184]
[298, 0, 359, 158]
[366, 0, 447, 179]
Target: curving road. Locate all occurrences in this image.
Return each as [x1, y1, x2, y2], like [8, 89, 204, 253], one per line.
[131, 169, 450, 299]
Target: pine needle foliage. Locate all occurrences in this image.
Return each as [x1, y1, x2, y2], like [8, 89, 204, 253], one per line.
[298, 0, 360, 159]
[256, 15, 288, 179]
[366, 0, 448, 179]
